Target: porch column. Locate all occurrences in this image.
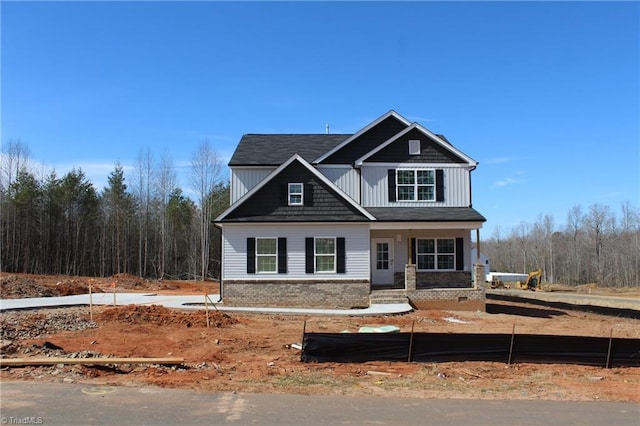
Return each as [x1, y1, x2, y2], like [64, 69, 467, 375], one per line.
[405, 229, 416, 290]
[405, 263, 416, 291]
[473, 228, 484, 288]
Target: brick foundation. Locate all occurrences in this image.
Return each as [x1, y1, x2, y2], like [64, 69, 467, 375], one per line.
[407, 288, 485, 311]
[222, 280, 370, 309]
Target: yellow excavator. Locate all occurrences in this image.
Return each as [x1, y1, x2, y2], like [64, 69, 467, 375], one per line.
[490, 269, 543, 291]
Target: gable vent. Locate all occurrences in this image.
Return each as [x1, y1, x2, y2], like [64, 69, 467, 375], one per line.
[409, 139, 421, 155]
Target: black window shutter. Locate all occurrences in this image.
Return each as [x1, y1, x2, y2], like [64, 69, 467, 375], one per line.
[246, 238, 256, 274]
[387, 169, 396, 202]
[455, 237, 464, 271]
[277, 238, 287, 273]
[305, 237, 314, 273]
[436, 169, 444, 202]
[279, 184, 287, 206]
[336, 237, 346, 274]
[304, 183, 313, 206]
[410, 238, 417, 265]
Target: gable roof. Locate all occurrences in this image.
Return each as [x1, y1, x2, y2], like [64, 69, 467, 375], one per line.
[354, 123, 478, 166]
[313, 110, 412, 164]
[216, 154, 376, 222]
[228, 134, 349, 166]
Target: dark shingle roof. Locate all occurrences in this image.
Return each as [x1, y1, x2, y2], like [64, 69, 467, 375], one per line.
[229, 134, 351, 166]
[365, 207, 486, 222]
[219, 215, 370, 223]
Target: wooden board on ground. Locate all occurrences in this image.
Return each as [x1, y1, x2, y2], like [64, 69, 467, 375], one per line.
[0, 357, 184, 367]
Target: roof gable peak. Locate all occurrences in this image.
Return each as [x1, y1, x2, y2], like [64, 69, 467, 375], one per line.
[215, 154, 375, 222]
[313, 110, 411, 164]
[354, 122, 477, 166]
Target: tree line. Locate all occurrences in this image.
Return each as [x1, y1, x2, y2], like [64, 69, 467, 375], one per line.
[483, 202, 640, 287]
[1, 139, 229, 280]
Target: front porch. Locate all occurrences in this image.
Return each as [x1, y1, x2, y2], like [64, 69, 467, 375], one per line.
[370, 287, 486, 311]
[369, 263, 485, 311]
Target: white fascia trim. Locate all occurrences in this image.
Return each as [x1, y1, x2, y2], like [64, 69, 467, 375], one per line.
[315, 164, 353, 169]
[216, 155, 303, 221]
[369, 221, 484, 230]
[354, 122, 478, 167]
[298, 156, 376, 221]
[215, 154, 376, 222]
[220, 222, 371, 230]
[360, 162, 471, 169]
[413, 123, 478, 166]
[354, 124, 416, 166]
[313, 110, 411, 164]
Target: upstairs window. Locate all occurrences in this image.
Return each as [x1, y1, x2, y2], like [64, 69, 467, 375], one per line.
[396, 169, 435, 201]
[288, 183, 303, 206]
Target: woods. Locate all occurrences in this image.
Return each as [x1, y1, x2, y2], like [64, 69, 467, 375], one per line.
[483, 203, 640, 287]
[1, 140, 228, 280]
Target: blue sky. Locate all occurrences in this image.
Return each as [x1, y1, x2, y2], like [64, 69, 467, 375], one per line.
[2, 1, 638, 237]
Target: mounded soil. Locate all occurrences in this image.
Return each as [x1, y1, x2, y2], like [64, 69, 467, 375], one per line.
[1, 273, 639, 402]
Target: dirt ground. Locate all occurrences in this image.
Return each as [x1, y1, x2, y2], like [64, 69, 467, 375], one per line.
[1, 273, 639, 402]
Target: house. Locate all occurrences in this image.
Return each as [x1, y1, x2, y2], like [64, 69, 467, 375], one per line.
[214, 111, 487, 310]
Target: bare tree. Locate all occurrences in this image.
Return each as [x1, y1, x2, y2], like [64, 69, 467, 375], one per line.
[0, 139, 31, 191]
[133, 148, 154, 278]
[156, 151, 176, 280]
[190, 140, 223, 280]
[584, 204, 614, 284]
[566, 205, 584, 284]
[1, 140, 32, 272]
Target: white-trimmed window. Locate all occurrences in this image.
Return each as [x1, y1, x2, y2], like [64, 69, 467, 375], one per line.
[315, 237, 336, 273]
[416, 238, 455, 270]
[256, 238, 277, 273]
[396, 169, 435, 201]
[288, 183, 303, 206]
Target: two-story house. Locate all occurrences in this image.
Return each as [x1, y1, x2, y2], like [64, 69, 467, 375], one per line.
[214, 111, 487, 310]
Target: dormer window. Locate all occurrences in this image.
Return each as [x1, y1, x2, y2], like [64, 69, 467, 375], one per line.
[288, 183, 303, 206]
[408, 139, 421, 155]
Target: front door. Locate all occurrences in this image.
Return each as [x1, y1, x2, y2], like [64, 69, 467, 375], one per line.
[371, 238, 394, 287]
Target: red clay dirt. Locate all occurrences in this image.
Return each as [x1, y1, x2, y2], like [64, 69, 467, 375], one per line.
[1, 273, 639, 402]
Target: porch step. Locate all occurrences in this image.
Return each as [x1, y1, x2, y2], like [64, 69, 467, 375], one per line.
[369, 290, 409, 305]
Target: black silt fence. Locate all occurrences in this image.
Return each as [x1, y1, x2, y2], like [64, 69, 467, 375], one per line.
[301, 332, 640, 367]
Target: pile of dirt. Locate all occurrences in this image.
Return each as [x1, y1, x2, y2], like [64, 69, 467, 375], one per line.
[0, 275, 102, 299]
[1, 308, 97, 354]
[109, 273, 145, 290]
[57, 279, 103, 296]
[1, 275, 57, 299]
[95, 305, 236, 328]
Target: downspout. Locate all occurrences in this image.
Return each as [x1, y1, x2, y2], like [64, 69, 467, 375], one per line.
[213, 222, 224, 303]
[468, 164, 476, 208]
